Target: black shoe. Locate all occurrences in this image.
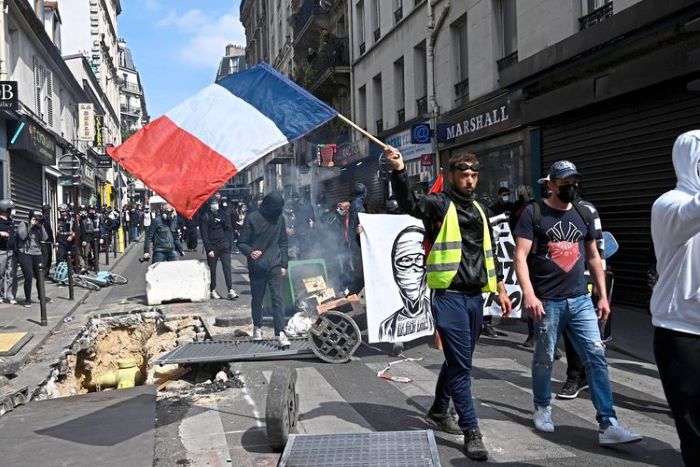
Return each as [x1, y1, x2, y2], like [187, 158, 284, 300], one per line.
[482, 323, 498, 338]
[425, 408, 461, 435]
[23, 300, 32, 308]
[556, 379, 589, 400]
[522, 334, 534, 348]
[389, 342, 404, 357]
[465, 428, 489, 461]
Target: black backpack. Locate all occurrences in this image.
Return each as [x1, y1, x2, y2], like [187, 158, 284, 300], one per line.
[530, 199, 594, 257]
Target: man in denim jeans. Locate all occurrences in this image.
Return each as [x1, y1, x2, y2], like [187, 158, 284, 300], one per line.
[513, 161, 642, 446]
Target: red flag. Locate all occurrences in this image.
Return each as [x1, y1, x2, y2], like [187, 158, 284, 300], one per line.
[429, 173, 443, 193]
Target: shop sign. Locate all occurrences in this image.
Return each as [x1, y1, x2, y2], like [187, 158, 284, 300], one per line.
[438, 92, 522, 144]
[385, 125, 432, 161]
[8, 119, 56, 165]
[78, 103, 95, 141]
[0, 81, 18, 110]
[411, 123, 431, 144]
[82, 163, 95, 181]
[420, 154, 434, 167]
[94, 115, 104, 147]
[97, 154, 112, 168]
[335, 139, 368, 167]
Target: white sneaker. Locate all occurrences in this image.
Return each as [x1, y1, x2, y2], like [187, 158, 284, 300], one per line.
[9, 299, 17, 305]
[599, 418, 643, 445]
[533, 406, 555, 433]
[227, 289, 239, 300]
[210, 290, 221, 299]
[278, 332, 291, 348]
[253, 327, 263, 340]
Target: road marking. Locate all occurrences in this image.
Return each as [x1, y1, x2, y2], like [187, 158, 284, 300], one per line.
[179, 398, 231, 467]
[476, 357, 680, 450]
[263, 367, 373, 434]
[365, 360, 576, 463]
[239, 375, 263, 427]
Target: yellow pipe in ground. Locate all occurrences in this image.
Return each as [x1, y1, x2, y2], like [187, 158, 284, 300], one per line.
[91, 359, 142, 390]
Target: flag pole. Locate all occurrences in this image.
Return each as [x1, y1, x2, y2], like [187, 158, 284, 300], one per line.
[337, 114, 388, 150]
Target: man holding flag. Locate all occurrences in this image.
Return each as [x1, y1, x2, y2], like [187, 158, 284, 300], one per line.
[387, 146, 512, 461]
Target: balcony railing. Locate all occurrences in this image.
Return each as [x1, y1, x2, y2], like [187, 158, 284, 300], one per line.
[397, 108, 405, 125]
[120, 103, 141, 115]
[359, 42, 366, 55]
[293, 1, 325, 36]
[376, 119, 383, 132]
[394, 7, 403, 24]
[373, 27, 381, 42]
[305, 37, 350, 87]
[454, 78, 469, 103]
[579, 2, 613, 30]
[497, 51, 518, 71]
[416, 96, 428, 116]
[120, 81, 141, 94]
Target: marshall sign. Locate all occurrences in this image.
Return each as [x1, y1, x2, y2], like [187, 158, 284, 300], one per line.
[438, 91, 522, 144]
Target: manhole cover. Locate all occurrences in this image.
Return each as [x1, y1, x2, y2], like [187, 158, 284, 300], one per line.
[155, 338, 314, 365]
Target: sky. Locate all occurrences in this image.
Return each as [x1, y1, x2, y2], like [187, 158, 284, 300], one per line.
[118, 0, 246, 118]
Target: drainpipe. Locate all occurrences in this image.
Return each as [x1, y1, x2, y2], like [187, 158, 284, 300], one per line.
[0, 0, 6, 81]
[426, 0, 450, 172]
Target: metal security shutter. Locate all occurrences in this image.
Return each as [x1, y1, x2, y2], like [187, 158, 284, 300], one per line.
[349, 157, 386, 211]
[322, 172, 351, 206]
[541, 80, 700, 307]
[10, 155, 43, 221]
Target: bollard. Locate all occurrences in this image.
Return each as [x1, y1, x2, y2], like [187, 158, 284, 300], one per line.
[93, 237, 100, 273]
[37, 261, 48, 326]
[66, 250, 75, 301]
[113, 230, 117, 258]
[105, 235, 110, 265]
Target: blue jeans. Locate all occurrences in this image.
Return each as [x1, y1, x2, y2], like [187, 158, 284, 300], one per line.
[532, 294, 616, 427]
[153, 250, 179, 263]
[431, 291, 483, 432]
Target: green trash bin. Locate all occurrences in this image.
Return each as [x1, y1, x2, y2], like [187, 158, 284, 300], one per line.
[263, 259, 328, 314]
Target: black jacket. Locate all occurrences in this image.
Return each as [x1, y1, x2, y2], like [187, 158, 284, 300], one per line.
[200, 209, 231, 252]
[392, 169, 503, 293]
[238, 194, 288, 273]
[144, 217, 182, 254]
[0, 216, 16, 251]
[56, 216, 78, 244]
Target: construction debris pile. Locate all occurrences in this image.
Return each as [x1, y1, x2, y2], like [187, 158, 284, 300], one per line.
[36, 311, 203, 400]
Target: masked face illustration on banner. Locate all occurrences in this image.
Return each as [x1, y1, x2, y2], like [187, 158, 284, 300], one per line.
[391, 226, 427, 318]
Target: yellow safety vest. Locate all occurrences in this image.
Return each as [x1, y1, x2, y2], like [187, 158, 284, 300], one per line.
[426, 199, 498, 292]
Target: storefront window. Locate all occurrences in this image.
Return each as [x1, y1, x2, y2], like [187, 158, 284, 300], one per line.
[451, 144, 524, 208]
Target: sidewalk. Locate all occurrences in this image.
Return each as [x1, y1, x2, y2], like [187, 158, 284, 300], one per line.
[0, 239, 142, 377]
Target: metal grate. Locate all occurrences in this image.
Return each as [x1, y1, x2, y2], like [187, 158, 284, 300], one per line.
[279, 430, 441, 467]
[155, 338, 313, 365]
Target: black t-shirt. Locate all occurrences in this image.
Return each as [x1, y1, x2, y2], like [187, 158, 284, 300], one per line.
[514, 202, 595, 300]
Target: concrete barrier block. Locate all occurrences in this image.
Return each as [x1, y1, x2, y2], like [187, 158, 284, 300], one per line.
[146, 260, 210, 305]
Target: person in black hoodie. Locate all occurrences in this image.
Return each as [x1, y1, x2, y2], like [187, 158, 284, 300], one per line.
[17, 210, 48, 307]
[238, 191, 290, 347]
[0, 200, 18, 304]
[200, 197, 238, 300]
[41, 204, 54, 278]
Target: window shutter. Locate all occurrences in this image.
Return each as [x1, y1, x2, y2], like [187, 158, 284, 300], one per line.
[34, 57, 42, 118]
[46, 70, 54, 126]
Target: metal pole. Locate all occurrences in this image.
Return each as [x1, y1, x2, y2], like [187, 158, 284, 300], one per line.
[113, 229, 117, 258]
[105, 233, 110, 265]
[93, 237, 100, 272]
[66, 249, 74, 300]
[37, 260, 47, 326]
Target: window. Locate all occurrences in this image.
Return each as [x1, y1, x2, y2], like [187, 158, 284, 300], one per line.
[394, 58, 405, 124]
[372, 0, 380, 42]
[358, 85, 367, 128]
[34, 57, 44, 119]
[373, 74, 383, 132]
[496, 0, 517, 58]
[579, 0, 613, 29]
[356, 0, 365, 54]
[393, 0, 403, 24]
[581, 0, 612, 15]
[414, 40, 427, 106]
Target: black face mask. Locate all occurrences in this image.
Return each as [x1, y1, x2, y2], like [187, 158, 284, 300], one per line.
[556, 184, 578, 203]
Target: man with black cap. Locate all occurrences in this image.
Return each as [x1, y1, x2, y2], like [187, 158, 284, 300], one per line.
[489, 187, 514, 216]
[514, 160, 642, 445]
[238, 191, 290, 347]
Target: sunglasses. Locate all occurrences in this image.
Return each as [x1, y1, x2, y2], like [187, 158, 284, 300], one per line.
[452, 163, 481, 172]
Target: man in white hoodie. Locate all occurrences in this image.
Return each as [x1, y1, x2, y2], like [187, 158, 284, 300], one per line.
[650, 130, 700, 466]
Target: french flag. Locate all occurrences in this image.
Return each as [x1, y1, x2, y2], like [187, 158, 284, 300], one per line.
[108, 62, 337, 218]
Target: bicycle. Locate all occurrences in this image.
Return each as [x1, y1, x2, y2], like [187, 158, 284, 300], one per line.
[74, 271, 128, 289]
[52, 261, 101, 291]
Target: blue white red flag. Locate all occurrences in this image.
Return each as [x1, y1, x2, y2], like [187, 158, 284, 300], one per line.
[108, 62, 337, 218]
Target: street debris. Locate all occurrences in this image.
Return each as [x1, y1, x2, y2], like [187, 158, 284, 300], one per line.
[376, 357, 424, 384]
